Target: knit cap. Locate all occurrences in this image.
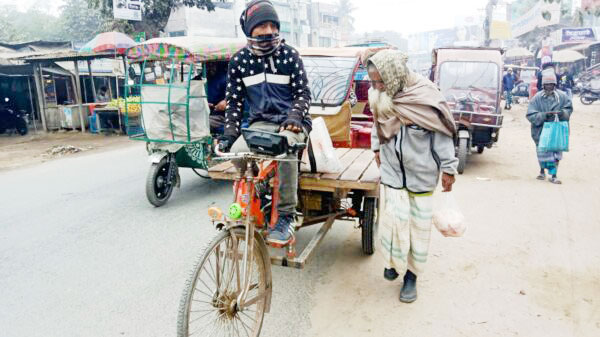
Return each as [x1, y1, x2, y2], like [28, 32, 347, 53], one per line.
[241, 0, 280, 37]
[541, 69, 557, 85]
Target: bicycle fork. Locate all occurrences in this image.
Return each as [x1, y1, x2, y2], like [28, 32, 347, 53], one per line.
[237, 160, 258, 310]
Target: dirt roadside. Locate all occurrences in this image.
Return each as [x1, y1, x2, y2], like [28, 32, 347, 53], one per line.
[0, 130, 136, 171]
[307, 99, 600, 337]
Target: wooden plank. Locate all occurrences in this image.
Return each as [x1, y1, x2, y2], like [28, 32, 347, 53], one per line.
[339, 150, 374, 181]
[299, 176, 378, 191]
[208, 160, 234, 172]
[360, 159, 380, 183]
[321, 148, 364, 180]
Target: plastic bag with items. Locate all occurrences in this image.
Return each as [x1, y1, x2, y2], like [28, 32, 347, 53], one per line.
[432, 192, 466, 237]
[301, 117, 342, 174]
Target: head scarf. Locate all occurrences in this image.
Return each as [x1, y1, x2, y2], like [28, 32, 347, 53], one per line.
[366, 50, 457, 143]
[367, 49, 412, 97]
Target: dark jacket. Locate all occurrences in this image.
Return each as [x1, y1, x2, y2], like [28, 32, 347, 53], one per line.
[526, 90, 572, 145]
[223, 42, 311, 138]
[502, 73, 516, 91]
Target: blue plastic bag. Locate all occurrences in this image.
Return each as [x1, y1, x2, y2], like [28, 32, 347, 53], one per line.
[538, 119, 569, 152]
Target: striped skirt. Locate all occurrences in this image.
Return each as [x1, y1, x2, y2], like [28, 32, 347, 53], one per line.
[378, 185, 434, 276]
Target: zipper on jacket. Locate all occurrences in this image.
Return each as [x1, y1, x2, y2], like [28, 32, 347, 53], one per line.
[429, 132, 441, 170]
[394, 129, 408, 189]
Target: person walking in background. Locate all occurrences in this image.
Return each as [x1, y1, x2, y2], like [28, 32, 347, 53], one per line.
[527, 69, 573, 184]
[367, 50, 458, 303]
[558, 67, 574, 99]
[502, 68, 516, 110]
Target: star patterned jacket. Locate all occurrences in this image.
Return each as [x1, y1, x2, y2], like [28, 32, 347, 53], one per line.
[223, 42, 312, 138]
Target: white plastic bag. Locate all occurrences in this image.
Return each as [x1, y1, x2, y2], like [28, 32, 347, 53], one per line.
[301, 117, 343, 174]
[432, 192, 466, 237]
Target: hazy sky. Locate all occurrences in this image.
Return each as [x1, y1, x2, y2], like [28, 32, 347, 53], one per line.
[350, 0, 488, 34]
[0, 0, 585, 34]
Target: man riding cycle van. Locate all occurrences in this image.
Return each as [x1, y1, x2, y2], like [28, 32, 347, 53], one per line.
[217, 0, 311, 246]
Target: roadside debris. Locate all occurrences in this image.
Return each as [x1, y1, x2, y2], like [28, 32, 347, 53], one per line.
[44, 145, 92, 157]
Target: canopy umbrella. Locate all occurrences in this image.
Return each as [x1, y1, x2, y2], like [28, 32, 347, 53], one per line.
[552, 49, 586, 63]
[80, 32, 136, 54]
[504, 47, 533, 58]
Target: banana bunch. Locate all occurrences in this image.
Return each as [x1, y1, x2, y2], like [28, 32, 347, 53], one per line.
[109, 97, 142, 117]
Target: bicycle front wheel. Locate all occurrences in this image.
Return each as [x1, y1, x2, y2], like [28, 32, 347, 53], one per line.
[178, 228, 269, 337]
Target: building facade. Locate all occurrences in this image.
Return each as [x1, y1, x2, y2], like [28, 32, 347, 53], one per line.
[163, 0, 346, 48]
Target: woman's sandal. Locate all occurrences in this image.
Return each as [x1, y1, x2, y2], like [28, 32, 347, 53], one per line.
[549, 177, 562, 184]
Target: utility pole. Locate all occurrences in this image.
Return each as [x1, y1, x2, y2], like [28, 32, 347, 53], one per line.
[484, 0, 498, 47]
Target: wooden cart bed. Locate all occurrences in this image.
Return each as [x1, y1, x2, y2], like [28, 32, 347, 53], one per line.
[208, 148, 380, 192]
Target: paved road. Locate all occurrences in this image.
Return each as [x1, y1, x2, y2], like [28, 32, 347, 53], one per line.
[1, 99, 599, 337]
[0, 143, 354, 337]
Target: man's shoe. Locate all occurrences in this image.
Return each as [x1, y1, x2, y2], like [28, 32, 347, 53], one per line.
[399, 270, 417, 303]
[266, 214, 295, 246]
[384, 268, 399, 281]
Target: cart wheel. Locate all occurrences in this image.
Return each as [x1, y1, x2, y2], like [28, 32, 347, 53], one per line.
[178, 228, 268, 337]
[457, 138, 468, 174]
[361, 197, 377, 255]
[146, 158, 176, 207]
[476, 145, 484, 154]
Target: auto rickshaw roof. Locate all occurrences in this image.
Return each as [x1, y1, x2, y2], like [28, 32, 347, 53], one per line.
[126, 36, 247, 63]
[298, 46, 392, 63]
[503, 64, 538, 71]
[433, 47, 503, 66]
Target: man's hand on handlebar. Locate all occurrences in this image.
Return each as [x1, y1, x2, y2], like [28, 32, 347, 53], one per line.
[280, 118, 303, 134]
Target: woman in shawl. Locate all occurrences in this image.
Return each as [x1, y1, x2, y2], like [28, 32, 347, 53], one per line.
[367, 49, 459, 303]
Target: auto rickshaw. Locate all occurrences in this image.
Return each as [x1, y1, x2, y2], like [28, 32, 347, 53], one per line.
[298, 46, 391, 149]
[431, 47, 504, 173]
[124, 36, 246, 206]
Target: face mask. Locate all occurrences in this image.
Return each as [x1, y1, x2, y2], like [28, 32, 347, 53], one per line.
[247, 34, 281, 56]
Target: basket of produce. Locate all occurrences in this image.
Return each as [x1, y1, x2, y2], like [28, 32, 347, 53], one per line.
[107, 96, 142, 117]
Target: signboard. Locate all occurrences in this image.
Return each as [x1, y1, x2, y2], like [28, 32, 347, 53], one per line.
[511, 2, 560, 38]
[133, 32, 146, 43]
[562, 28, 596, 43]
[582, 0, 600, 11]
[540, 45, 553, 66]
[113, 0, 142, 21]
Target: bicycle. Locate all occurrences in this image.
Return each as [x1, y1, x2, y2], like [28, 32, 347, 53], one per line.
[177, 129, 305, 337]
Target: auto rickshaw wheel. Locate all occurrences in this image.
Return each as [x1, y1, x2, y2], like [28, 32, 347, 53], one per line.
[146, 157, 177, 207]
[476, 145, 484, 154]
[457, 138, 468, 174]
[361, 197, 377, 255]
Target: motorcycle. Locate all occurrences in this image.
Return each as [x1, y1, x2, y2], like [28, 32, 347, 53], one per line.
[0, 97, 28, 135]
[579, 78, 600, 105]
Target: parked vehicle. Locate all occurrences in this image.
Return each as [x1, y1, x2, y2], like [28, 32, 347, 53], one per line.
[580, 77, 600, 105]
[431, 47, 504, 173]
[298, 46, 391, 149]
[124, 36, 247, 207]
[0, 97, 28, 136]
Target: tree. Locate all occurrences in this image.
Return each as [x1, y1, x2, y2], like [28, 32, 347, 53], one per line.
[58, 0, 104, 43]
[337, 0, 356, 32]
[87, 0, 217, 37]
[0, 4, 62, 43]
